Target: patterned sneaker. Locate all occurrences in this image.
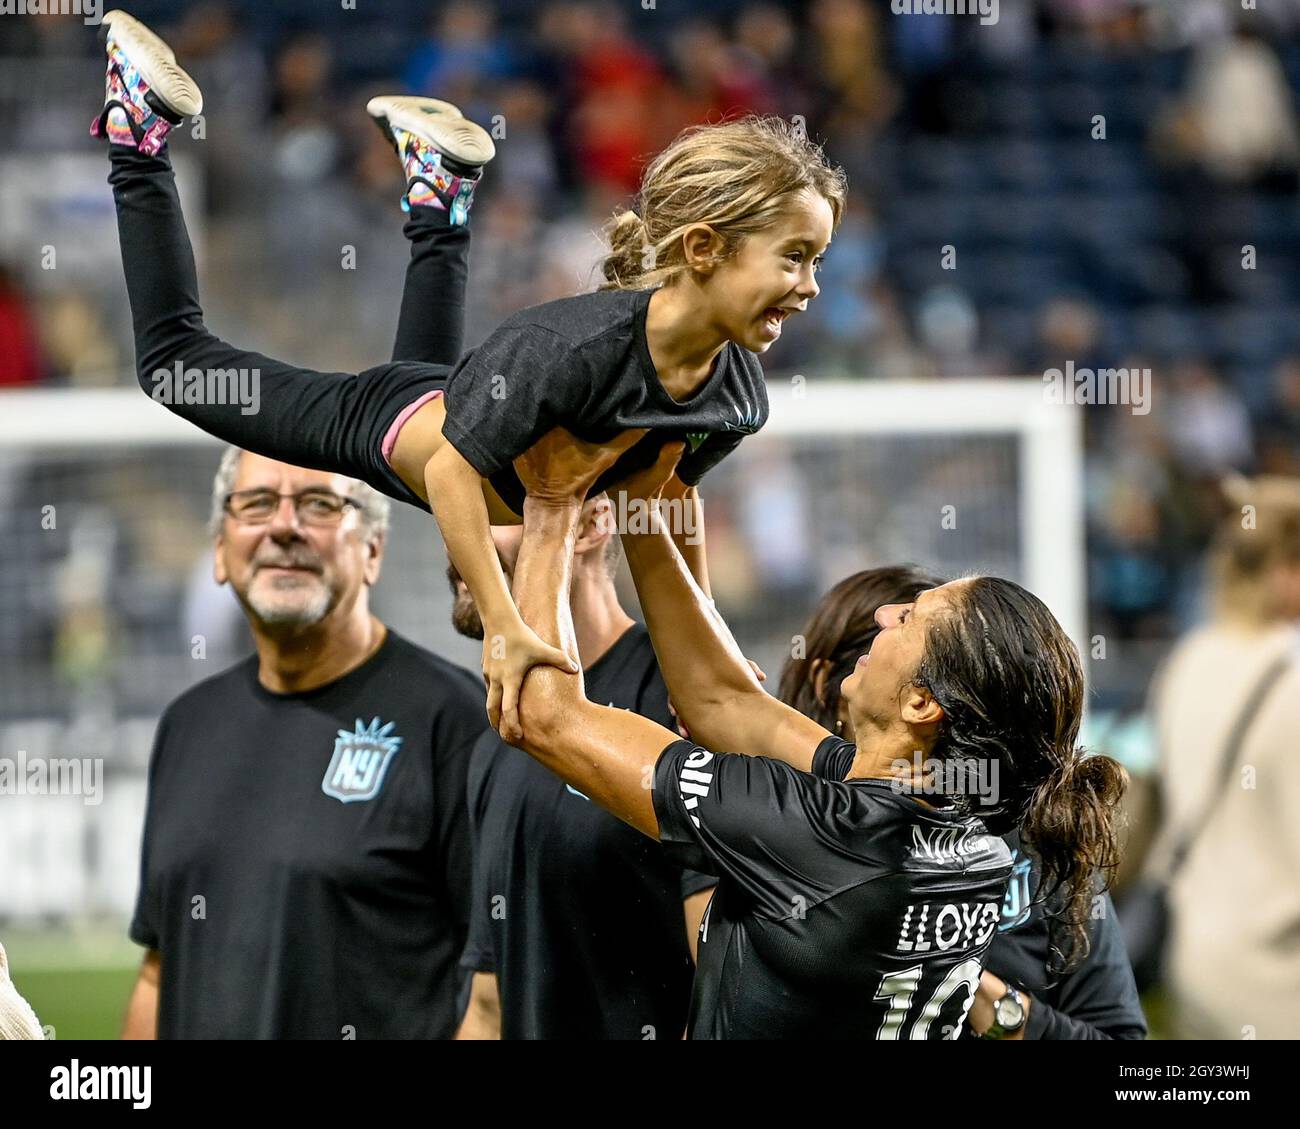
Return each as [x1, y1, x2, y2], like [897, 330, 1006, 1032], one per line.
[90, 10, 203, 156]
[366, 96, 495, 224]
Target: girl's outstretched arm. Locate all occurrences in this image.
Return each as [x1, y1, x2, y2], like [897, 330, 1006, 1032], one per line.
[424, 441, 577, 737]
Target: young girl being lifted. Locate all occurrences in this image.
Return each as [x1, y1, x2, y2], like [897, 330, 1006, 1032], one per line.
[92, 10, 845, 737]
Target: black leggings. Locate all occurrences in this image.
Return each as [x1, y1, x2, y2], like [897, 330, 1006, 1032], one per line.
[108, 145, 466, 510]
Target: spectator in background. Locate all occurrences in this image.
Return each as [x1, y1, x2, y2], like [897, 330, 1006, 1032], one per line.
[807, 0, 898, 169]
[733, 3, 810, 118]
[565, 1, 669, 194]
[1164, 23, 1300, 189]
[403, 1, 515, 111]
[1090, 480, 1175, 639]
[1257, 356, 1300, 477]
[665, 20, 776, 125]
[0, 265, 43, 385]
[1163, 358, 1254, 476]
[1140, 475, 1300, 1038]
[172, 4, 271, 213]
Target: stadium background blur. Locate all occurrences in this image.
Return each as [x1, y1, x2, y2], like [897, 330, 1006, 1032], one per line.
[1, 0, 1299, 1038]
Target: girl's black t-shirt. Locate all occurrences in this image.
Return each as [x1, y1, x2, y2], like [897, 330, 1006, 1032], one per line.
[441, 288, 769, 514]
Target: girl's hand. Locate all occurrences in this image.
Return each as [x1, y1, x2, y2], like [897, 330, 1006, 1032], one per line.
[483, 619, 579, 743]
[515, 426, 649, 504]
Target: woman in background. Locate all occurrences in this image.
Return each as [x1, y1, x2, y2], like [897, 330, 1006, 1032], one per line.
[1138, 476, 1300, 1039]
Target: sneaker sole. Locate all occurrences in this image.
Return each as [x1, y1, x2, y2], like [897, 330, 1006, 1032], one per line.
[366, 95, 495, 166]
[103, 9, 203, 118]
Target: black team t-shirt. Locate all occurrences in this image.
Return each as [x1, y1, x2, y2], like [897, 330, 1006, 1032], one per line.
[441, 288, 769, 514]
[652, 735, 1014, 1039]
[130, 630, 487, 1039]
[460, 624, 717, 1040]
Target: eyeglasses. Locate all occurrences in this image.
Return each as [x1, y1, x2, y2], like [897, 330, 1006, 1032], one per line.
[223, 489, 361, 526]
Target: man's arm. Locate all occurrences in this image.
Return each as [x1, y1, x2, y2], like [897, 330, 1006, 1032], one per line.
[455, 972, 501, 1040]
[121, 950, 160, 1040]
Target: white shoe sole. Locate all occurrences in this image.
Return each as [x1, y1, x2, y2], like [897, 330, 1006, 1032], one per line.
[366, 95, 495, 166]
[103, 9, 203, 118]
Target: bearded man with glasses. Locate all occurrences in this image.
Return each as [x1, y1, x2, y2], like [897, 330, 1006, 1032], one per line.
[121, 448, 486, 1040]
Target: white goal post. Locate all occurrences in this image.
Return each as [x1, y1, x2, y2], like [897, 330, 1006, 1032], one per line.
[0, 379, 1086, 650]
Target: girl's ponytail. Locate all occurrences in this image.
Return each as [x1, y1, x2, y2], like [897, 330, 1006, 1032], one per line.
[600, 209, 652, 290]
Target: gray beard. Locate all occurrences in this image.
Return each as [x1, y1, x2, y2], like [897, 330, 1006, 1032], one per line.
[244, 585, 332, 628]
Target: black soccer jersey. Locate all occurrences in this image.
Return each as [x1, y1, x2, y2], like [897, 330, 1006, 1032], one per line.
[652, 735, 1013, 1039]
[441, 288, 769, 514]
[461, 624, 716, 1039]
[130, 630, 487, 1039]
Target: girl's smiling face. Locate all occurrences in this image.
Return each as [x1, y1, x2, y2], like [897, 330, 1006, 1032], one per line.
[701, 189, 834, 353]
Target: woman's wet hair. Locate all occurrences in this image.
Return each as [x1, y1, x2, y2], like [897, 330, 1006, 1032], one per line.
[914, 576, 1125, 970]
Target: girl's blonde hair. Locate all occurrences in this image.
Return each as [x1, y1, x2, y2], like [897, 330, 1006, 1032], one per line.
[598, 115, 849, 291]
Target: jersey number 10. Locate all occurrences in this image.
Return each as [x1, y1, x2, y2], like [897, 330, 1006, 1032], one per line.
[873, 959, 982, 1040]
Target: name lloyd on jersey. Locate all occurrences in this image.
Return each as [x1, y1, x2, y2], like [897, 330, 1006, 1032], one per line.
[895, 901, 999, 954]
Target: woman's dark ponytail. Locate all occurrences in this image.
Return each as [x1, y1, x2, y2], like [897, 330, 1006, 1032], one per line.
[1021, 748, 1128, 969]
[916, 575, 1128, 971]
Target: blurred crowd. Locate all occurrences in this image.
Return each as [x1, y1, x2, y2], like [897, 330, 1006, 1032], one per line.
[0, 0, 1299, 691]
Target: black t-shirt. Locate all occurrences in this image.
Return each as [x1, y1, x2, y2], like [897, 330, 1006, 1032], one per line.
[130, 630, 487, 1039]
[442, 288, 768, 514]
[460, 624, 716, 1039]
[982, 833, 1147, 1039]
[652, 735, 1013, 1039]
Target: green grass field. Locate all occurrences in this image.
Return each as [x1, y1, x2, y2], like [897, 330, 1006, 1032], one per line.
[3, 926, 139, 1040]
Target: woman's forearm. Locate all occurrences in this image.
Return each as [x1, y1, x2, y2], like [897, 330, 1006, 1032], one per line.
[620, 519, 761, 747]
[514, 495, 583, 663]
[513, 495, 667, 836]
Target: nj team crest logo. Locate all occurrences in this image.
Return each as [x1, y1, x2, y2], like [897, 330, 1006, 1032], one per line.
[321, 717, 403, 803]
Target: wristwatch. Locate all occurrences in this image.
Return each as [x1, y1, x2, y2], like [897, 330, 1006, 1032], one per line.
[982, 985, 1026, 1039]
